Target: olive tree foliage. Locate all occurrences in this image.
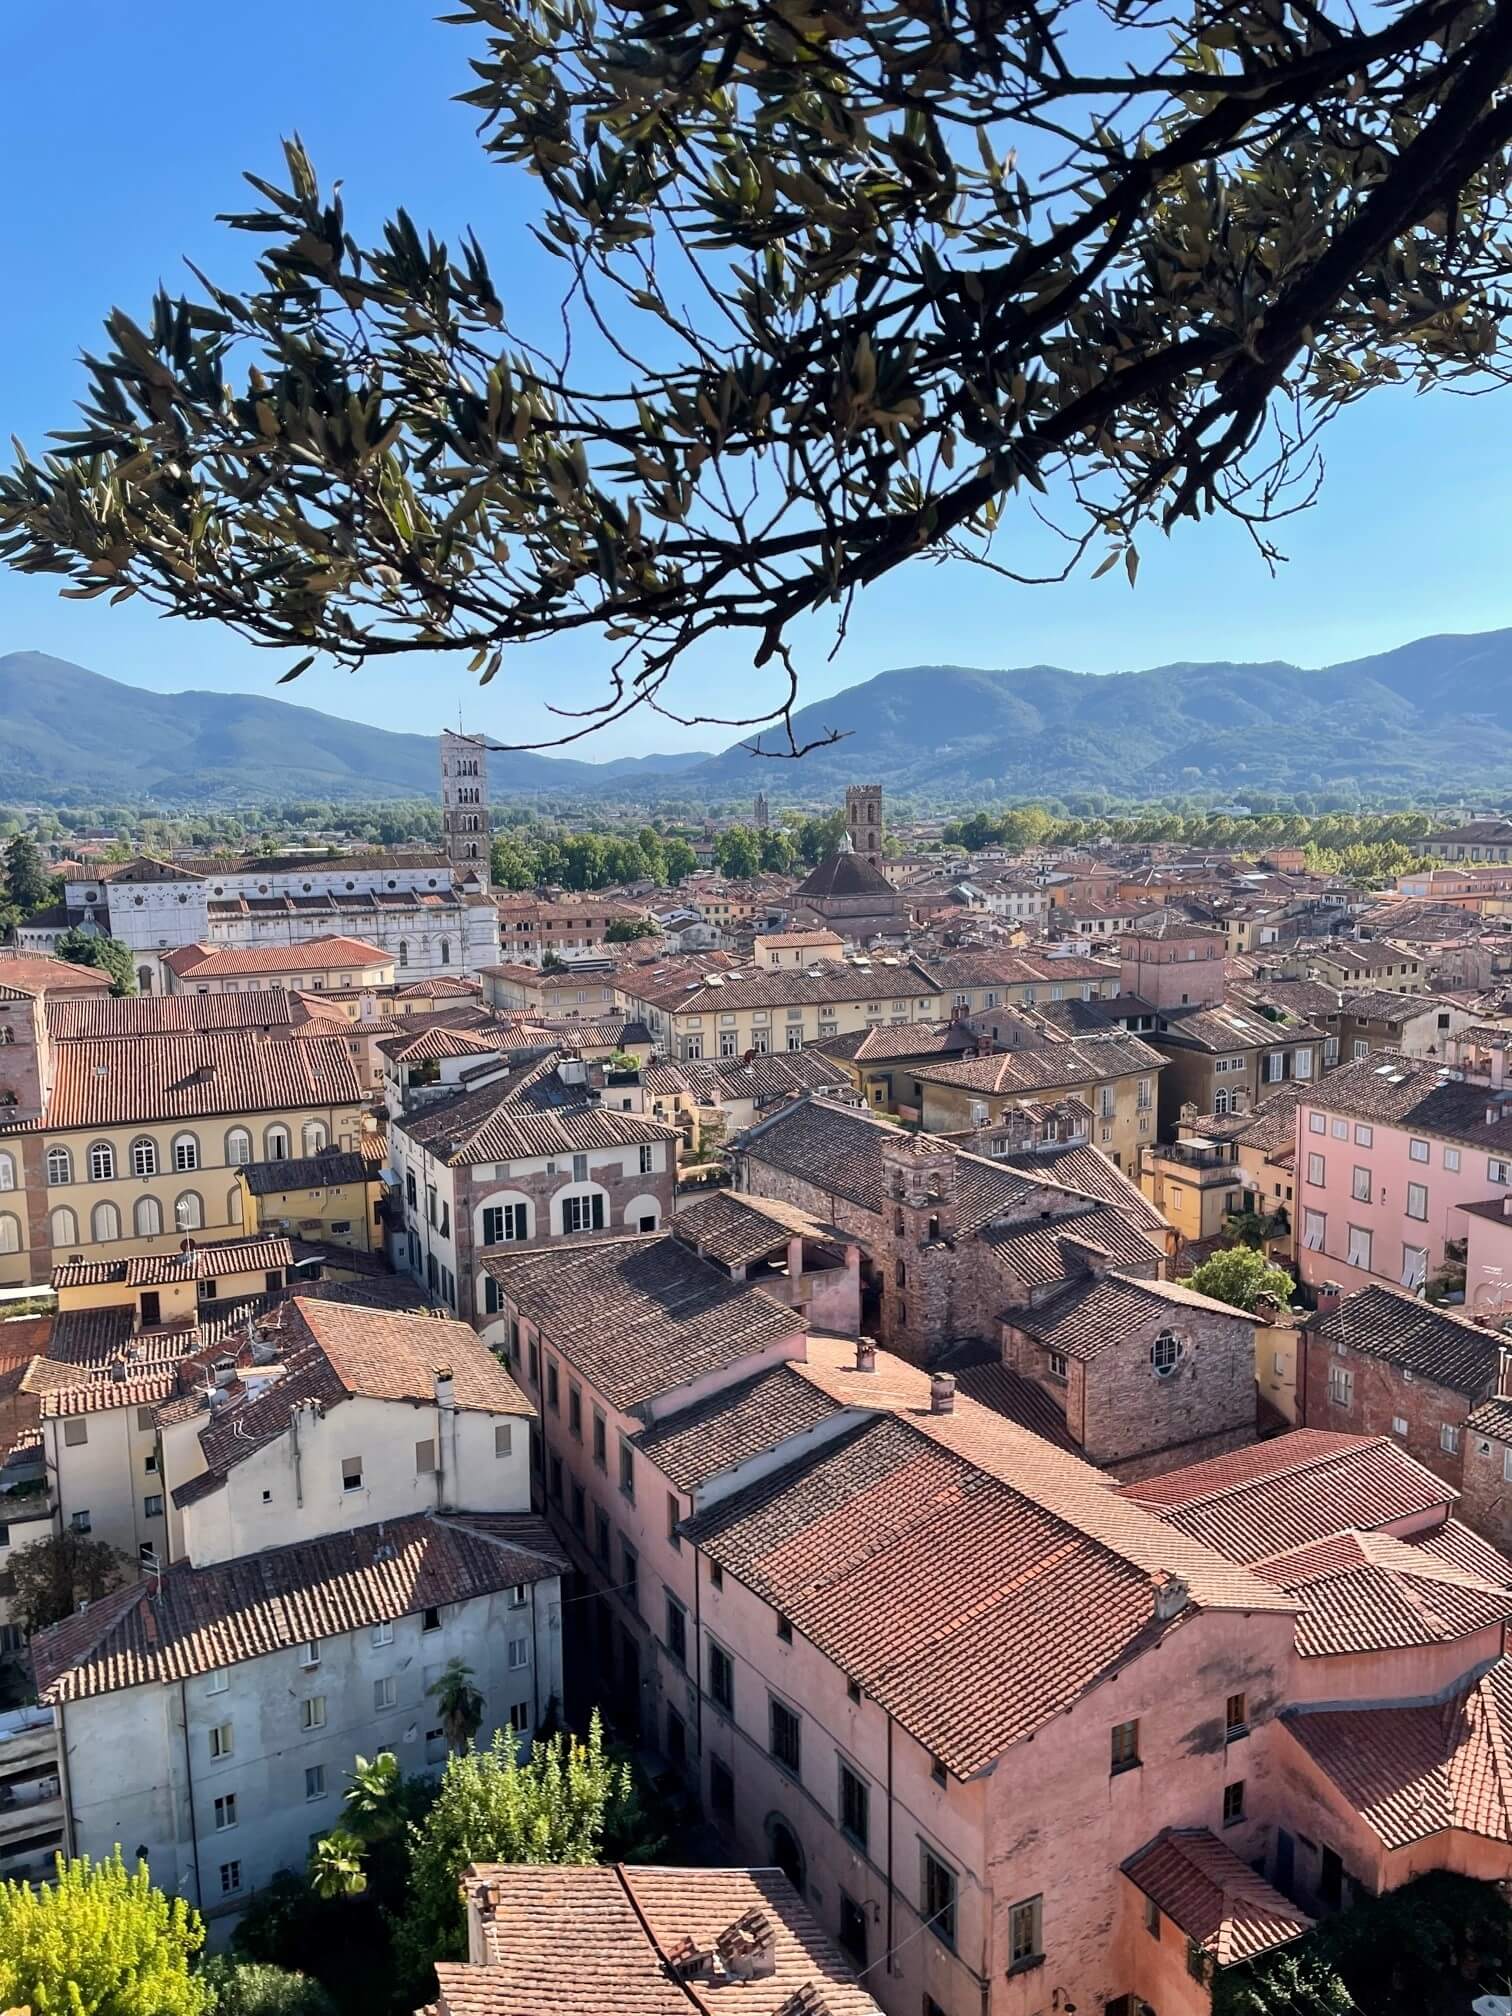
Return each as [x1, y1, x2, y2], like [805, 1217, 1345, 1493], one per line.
[4, 0, 1512, 753]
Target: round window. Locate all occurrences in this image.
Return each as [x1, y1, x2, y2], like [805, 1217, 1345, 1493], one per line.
[346, 881, 355, 891]
[177, 893, 188, 904]
[1151, 1332, 1182, 1379]
[303, 882, 313, 893]
[133, 896, 144, 908]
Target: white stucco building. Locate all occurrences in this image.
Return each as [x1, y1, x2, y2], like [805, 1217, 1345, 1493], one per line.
[30, 1297, 565, 1918]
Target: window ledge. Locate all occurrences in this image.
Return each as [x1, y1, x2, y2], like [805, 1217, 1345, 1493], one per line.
[1110, 1758, 1142, 1778]
[1006, 1954, 1044, 1979]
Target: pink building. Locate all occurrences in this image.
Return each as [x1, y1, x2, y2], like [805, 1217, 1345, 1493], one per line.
[1118, 911, 1228, 1012]
[1295, 1037, 1512, 1299]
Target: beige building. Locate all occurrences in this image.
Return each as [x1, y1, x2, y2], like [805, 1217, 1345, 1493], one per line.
[910, 1034, 1166, 1172]
[160, 936, 394, 996]
[615, 959, 944, 1063]
[0, 1031, 368, 1287]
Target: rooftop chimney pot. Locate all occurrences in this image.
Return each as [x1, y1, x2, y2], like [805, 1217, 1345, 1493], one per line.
[855, 1337, 877, 1375]
[929, 1372, 956, 1416]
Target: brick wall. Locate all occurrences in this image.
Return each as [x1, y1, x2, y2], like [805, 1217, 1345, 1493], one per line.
[458, 1158, 676, 1324]
[1459, 1429, 1512, 1553]
[1300, 1333, 1486, 1491]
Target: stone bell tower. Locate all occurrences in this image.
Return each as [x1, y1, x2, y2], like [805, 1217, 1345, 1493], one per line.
[878, 1131, 960, 1363]
[440, 730, 491, 889]
[845, 785, 883, 870]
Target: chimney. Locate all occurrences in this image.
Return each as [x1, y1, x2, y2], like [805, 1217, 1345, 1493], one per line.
[1314, 1281, 1343, 1316]
[930, 1372, 956, 1416]
[434, 1366, 456, 1410]
[1494, 1043, 1507, 1092]
[1153, 1570, 1189, 1621]
[855, 1337, 877, 1375]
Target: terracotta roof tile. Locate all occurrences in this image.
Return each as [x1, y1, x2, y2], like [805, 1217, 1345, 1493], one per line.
[484, 1234, 802, 1412]
[633, 1365, 845, 1492]
[1007, 1271, 1246, 1361]
[46, 990, 298, 1040]
[1309, 1285, 1503, 1396]
[672, 1191, 841, 1268]
[0, 1031, 364, 1133]
[910, 1033, 1166, 1096]
[1253, 1529, 1512, 1656]
[161, 935, 389, 978]
[1122, 1829, 1311, 1967]
[32, 1511, 564, 1704]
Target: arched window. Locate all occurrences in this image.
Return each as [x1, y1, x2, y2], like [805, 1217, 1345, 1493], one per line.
[49, 1206, 79, 1248]
[224, 1128, 252, 1167]
[264, 1125, 291, 1161]
[130, 1138, 158, 1178]
[172, 1133, 199, 1174]
[174, 1192, 203, 1233]
[46, 1147, 72, 1187]
[439, 938, 451, 967]
[134, 1195, 163, 1239]
[91, 1201, 121, 1244]
[0, 1213, 19, 1255]
[227, 1185, 243, 1226]
[398, 939, 410, 969]
[0, 1151, 14, 1193]
[88, 1141, 115, 1183]
[137, 966, 154, 995]
[302, 1121, 327, 1156]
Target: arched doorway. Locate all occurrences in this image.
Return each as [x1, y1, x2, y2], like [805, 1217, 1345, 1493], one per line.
[766, 1814, 805, 1894]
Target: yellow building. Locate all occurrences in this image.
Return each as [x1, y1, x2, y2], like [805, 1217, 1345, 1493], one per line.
[52, 1232, 306, 1331]
[236, 1148, 385, 1254]
[909, 1033, 1166, 1173]
[0, 1030, 368, 1288]
[160, 935, 394, 995]
[1137, 1136, 1245, 1247]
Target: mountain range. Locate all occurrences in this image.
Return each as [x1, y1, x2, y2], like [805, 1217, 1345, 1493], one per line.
[5, 629, 1512, 806]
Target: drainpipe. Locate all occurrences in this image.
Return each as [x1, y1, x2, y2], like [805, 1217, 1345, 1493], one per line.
[885, 1711, 895, 1976]
[434, 1368, 458, 1512]
[692, 1537, 704, 1764]
[291, 1403, 305, 1510]
[54, 1698, 77, 1859]
[177, 1678, 204, 1910]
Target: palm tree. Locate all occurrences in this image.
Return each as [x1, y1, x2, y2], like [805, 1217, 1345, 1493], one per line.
[308, 1828, 368, 1899]
[427, 1658, 485, 1754]
[343, 1750, 401, 1844]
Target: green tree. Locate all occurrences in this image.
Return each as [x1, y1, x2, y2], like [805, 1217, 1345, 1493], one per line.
[397, 1716, 630, 1993]
[489, 835, 538, 891]
[558, 835, 608, 892]
[635, 827, 667, 885]
[604, 917, 656, 943]
[1182, 1246, 1294, 1314]
[8, 1529, 132, 1635]
[3, 832, 53, 913]
[792, 812, 847, 866]
[428, 1658, 486, 1756]
[200, 1957, 338, 2016]
[714, 827, 762, 879]
[757, 829, 795, 874]
[0, 1850, 211, 2016]
[662, 840, 697, 886]
[54, 927, 136, 994]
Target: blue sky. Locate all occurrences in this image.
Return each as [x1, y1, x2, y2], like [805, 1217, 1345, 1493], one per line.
[2, 1, 1506, 759]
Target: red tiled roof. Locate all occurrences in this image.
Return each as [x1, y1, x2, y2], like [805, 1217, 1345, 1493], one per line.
[162, 935, 390, 978]
[1007, 1271, 1248, 1363]
[1284, 1663, 1512, 1849]
[633, 1365, 844, 1492]
[432, 1863, 881, 2016]
[1254, 1529, 1512, 1656]
[32, 1511, 565, 1704]
[485, 1234, 802, 1412]
[0, 953, 113, 996]
[46, 991, 297, 1041]
[0, 1031, 365, 1133]
[1120, 1432, 1453, 1564]
[52, 1235, 297, 1293]
[1122, 1829, 1311, 1967]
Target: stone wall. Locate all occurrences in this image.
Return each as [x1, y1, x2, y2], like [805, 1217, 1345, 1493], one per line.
[1300, 1333, 1484, 1491]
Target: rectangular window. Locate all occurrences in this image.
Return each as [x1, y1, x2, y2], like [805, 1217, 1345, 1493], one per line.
[709, 1641, 734, 1713]
[143, 1493, 164, 1518]
[1324, 1036, 1339, 1064]
[619, 1439, 636, 1501]
[205, 1670, 228, 1695]
[1111, 1719, 1140, 1774]
[592, 1410, 607, 1469]
[568, 1383, 582, 1439]
[1352, 1165, 1371, 1202]
[1329, 1365, 1355, 1407]
[770, 1697, 802, 1776]
[1442, 1423, 1461, 1455]
[209, 1723, 234, 1760]
[494, 1423, 513, 1459]
[1225, 1693, 1247, 1736]
[1353, 1040, 1369, 1061]
[1331, 1117, 1349, 1140]
[507, 1635, 531, 1671]
[667, 1492, 681, 1551]
[639, 1144, 655, 1174]
[1409, 1137, 1430, 1162]
[546, 1360, 559, 1412]
[840, 1761, 869, 1849]
[1492, 1159, 1512, 1187]
[1444, 1146, 1461, 1172]
[371, 1621, 394, 1647]
[1407, 1182, 1428, 1221]
[563, 1193, 606, 1234]
[481, 1202, 527, 1244]
[1307, 1152, 1326, 1187]
[665, 1596, 687, 1668]
[1345, 1223, 1373, 1271]
[509, 1700, 530, 1734]
[219, 1860, 242, 1897]
[1145, 1896, 1162, 1939]
[374, 1675, 397, 1710]
[1303, 1209, 1326, 1252]
[305, 1765, 325, 1800]
[342, 1456, 363, 1492]
[922, 1850, 958, 1949]
[622, 1541, 639, 1613]
[1502, 1445, 1512, 1484]
[595, 1505, 610, 1565]
[301, 1697, 326, 1731]
[1223, 1780, 1246, 1826]
[415, 1437, 436, 1475]
[1308, 1112, 1327, 1135]
[63, 1419, 88, 1448]
[423, 1605, 442, 1632]
[572, 1153, 589, 1184]
[1393, 1414, 1410, 1436]
[213, 1794, 237, 1831]
[1008, 1894, 1042, 1969]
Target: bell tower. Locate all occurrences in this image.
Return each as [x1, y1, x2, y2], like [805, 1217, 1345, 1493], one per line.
[440, 730, 491, 889]
[878, 1132, 959, 1363]
[845, 784, 883, 869]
